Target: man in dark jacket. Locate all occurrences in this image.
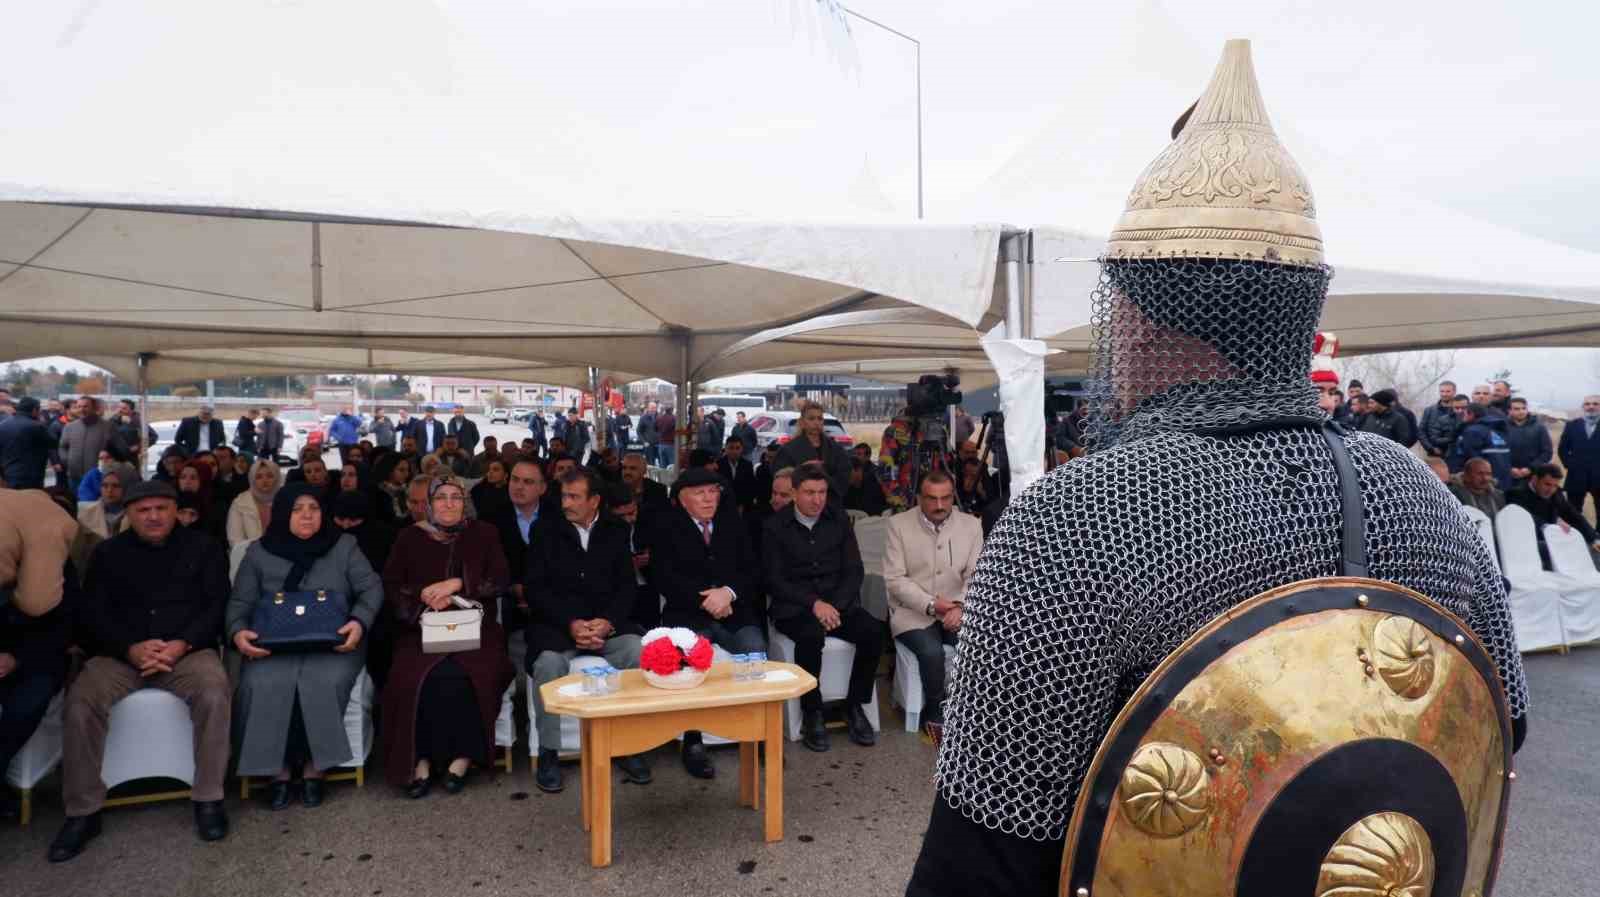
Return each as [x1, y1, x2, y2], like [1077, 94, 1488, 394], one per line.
[1357, 389, 1416, 447]
[1504, 398, 1553, 489]
[764, 464, 882, 752]
[173, 406, 227, 456]
[636, 404, 658, 466]
[1449, 403, 1512, 489]
[654, 407, 678, 468]
[716, 436, 760, 512]
[256, 407, 286, 460]
[730, 412, 759, 463]
[0, 397, 54, 489]
[407, 407, 447, 455]
[232, 408, 259, 457]
[50, 481, 232, 862]
[652, 467, 768, 777]
[603, 484, 658, 632]
[774, 401, 853, 504]
[447, 407, 480, 455]
[620, 451, 670, 521]
[1419, 381, 1462, 459]
[488, 459, 547, 668]
[524, 468, 650, 793]
[1508, 464, 1600, 569]
[1557, 395, 1600, 517]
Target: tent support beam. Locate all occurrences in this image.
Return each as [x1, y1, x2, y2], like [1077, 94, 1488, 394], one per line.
[677, 334, 692, 471]
[137, 353, 152, 467]
[310, 222, 324, 312]
[589, 366, 605, 455]
[1000, 230, 1033, 340]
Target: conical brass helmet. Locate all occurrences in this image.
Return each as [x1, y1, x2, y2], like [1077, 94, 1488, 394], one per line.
[1106, 39, 1323, 265]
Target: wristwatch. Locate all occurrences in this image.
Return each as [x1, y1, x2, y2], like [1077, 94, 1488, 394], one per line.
[925, 600, 936, 617]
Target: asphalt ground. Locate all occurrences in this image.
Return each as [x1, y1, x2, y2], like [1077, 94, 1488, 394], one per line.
[2, 646, 1595, 896]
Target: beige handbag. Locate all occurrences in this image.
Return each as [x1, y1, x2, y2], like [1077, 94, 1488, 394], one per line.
[420, 596, 483, 654]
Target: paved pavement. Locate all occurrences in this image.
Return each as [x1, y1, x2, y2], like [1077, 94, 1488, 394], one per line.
[3, 647, 1594, 895]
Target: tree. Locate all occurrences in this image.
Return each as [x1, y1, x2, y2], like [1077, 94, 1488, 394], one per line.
[488, 390, 511, 409]
[77, 375, 106, 394]
[61, 370, 79, 388]
[1341, 350, 1459, 410]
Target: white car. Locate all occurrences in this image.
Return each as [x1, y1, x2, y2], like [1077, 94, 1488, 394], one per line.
[746, 411, 854, 451]
[489, 407, 513, 424]
[142, 414, 302, 475]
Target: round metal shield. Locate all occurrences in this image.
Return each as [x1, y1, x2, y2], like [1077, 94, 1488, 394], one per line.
[1059, 577, 1512, 897]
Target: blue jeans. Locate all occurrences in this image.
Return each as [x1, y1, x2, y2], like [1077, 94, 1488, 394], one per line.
[657, 443, 676, 468]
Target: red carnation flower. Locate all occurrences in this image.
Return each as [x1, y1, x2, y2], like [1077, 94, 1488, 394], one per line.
[685, 636, 714, 672]
[640, 637, 685, 676]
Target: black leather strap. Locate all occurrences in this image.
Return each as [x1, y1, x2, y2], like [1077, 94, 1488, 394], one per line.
[1321, 422, 1369, 577]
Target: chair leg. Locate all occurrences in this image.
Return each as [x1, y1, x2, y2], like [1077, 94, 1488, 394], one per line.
[503, 746, 513, 773]
[20, 789, 31, 827]
[356, 766, 365, 788]
[240, 777, 251, 800]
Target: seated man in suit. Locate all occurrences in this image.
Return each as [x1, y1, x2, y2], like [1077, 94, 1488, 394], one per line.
[488, 459, 548, 672]
[883, 471, 984, 736]
[524, 468, 652, 793]
[763, 464, 882, 752]
[620, 450, 670, 522]
[1508, 463, 1600, 569]
[651, 467, 767, 778]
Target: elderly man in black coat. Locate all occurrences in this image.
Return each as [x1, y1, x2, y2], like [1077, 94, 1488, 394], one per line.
[524, 468, 650, 793]
[651, 467, 768, 778]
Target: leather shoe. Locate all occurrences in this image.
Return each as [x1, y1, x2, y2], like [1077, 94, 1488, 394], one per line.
[193, 800, 229, 842]
[406, 777, 431, 799]
[47, 813, 101, 863]
[444, 772, 469, 795]
[268, 780, 293, 811]
[802, 709, 830, 753]
[301, 778, 325, 808]
[616, 755, 653, 785]
[681, 741, 715, 779]
[536, 749, 563, 794]
[846, 704, 876, 747]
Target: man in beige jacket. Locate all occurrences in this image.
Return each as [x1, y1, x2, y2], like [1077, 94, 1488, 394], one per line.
[884, 471, 984, 731]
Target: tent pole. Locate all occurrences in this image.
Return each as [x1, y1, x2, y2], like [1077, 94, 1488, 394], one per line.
[677, 336, 692, 471]
[1000, 230, 1032, 339]
[136, 353, 152, 471]
[588, 366, 605, 455]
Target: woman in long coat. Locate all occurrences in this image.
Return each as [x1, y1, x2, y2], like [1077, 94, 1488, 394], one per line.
[381, 474, 512, 796]
[229, 483, 384, 809]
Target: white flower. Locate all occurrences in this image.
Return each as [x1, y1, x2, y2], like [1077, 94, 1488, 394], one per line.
[641, 627, 701, 653]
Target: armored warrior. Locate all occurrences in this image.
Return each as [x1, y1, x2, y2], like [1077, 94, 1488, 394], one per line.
[907, 40, 1526, 897]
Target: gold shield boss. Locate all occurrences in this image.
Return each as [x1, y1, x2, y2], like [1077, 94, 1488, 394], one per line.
[1059, 578, 1513, 897]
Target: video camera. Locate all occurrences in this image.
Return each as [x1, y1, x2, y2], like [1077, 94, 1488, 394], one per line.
[905, 372, 963, 418]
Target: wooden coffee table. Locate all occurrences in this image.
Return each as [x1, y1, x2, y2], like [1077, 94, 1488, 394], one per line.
[540, 662, 817, 867]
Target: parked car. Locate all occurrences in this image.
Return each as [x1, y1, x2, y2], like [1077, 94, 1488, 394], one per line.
[280, 407, 326, 454]
[746, 411, 853, 450]
[142, 414, 301, 476]
[489, 407, 513, 424]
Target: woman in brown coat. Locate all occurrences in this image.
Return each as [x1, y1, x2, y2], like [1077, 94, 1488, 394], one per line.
[380, 474, 512, 796]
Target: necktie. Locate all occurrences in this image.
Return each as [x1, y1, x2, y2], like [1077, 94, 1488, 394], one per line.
[700, 520, 712, 546]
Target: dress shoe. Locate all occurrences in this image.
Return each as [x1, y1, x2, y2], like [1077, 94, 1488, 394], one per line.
[268, 780, 293, 811]
[47, 813, 102, 863]
[406, 777, 432, 799]
[846, 704, 877, 747]
[536, 749, 564, 794]
[616, 755, 653, 785]
[301, 778, 325, 808]
[444, 771, 469, 795]
[681, 741, 716, 780]
[193, 800, 229, 842]
[802, 709, 830, 753]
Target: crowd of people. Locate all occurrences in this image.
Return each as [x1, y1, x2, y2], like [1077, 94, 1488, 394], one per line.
[0, 393, 988, 869]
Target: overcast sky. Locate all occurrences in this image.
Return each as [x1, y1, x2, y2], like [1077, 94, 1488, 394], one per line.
[15, 0, 1599, 408]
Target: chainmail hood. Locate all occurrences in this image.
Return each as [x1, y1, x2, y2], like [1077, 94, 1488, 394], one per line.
[1082, 257, 1332, 451]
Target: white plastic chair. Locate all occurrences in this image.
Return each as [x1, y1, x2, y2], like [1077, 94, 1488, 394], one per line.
[854, 517, 890, 576]
[101, 690, 197, 804]
[768, 626, 881, 741]
[5, 691, 65, 825]
[1494, 505, 1569, 653]
[846, 509, 869, 525]
[1542, 524, 1600, 646]
[1458, 506, 1499, 573]
[891, 639, 956, 732]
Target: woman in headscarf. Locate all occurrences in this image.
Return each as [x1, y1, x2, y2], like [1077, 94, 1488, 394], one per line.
[468, 459, 511, 521]
[372, 454, 413, 526]
[153, 445, 188, 482]
[228, 458, 281, 547]
[380, 474, 512, 797]
[176, 459, 224, 540]
[229, 483, 384, 810]
[335, 462, 381, 517]
[76, 463, 135, 539]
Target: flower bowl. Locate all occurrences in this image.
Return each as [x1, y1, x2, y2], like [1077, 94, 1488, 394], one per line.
[642, 667, 708, 690]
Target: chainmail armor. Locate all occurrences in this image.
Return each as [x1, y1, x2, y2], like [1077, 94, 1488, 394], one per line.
[933, 259, 1528, 844]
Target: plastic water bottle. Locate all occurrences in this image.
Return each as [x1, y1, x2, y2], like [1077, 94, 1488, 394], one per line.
[731, 653, 750, 681]
[747, 652, 767, 681]
[603, 666, 621, 694]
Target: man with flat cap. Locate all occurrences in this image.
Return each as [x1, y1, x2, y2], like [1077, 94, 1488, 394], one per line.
[50, 480, 233, 862]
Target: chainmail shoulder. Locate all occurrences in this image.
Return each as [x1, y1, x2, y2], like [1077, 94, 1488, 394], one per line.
[933, 425, 1528, 843]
